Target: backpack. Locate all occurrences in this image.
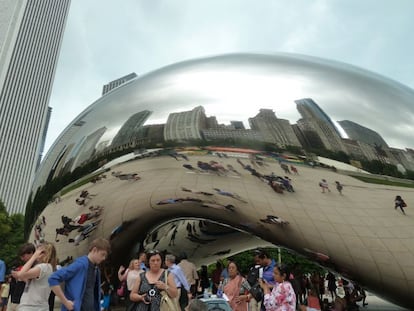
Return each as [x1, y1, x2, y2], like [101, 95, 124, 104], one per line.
[246, 266, 264, 301]
[246, 266, 259, 286]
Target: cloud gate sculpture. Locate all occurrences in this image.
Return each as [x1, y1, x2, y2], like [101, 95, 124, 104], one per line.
[29, 53, 414, 308]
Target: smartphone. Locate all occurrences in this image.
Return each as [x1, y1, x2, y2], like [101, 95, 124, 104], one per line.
[259, 267, 263, 279]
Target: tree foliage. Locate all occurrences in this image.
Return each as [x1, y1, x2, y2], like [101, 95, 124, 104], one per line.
[0, 200, 25, 271]
[212, 247, 325, 276]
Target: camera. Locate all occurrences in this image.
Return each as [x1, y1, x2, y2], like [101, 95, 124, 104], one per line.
[144, 288, 157, 303]
[148, 288, 157, 297]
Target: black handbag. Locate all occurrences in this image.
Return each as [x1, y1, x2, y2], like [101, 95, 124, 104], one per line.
[249, 283, 264, 302]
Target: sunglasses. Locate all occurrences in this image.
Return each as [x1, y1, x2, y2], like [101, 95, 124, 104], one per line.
[146, 250, 160, 255]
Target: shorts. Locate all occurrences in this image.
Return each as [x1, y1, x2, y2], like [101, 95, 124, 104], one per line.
[1, 297, 8, 306]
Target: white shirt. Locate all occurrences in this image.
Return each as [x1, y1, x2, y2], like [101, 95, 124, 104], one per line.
[127, 269, 143, 291]
[19, 263, 53, 311]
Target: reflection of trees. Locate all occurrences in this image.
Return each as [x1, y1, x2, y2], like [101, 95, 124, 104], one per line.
[307, 148, 351, 164]
[359, 160, 403, 178]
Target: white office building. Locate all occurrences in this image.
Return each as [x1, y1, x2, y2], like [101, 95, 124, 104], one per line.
[0, 0, 71, 214]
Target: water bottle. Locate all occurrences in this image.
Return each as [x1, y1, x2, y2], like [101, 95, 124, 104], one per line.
[217, 281, 223, 298]
[203, 288, 209, 299]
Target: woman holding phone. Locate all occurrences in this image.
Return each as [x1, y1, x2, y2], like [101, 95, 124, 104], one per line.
[259, 264, 296, 311]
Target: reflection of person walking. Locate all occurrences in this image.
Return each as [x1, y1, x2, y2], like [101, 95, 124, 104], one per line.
[335, 181, 343, 195]
[395, 195, 407, 215]
[319, 179, 330, 193]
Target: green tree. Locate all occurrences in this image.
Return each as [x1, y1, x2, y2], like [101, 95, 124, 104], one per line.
[405, 169, 414, 181]
[221, 247, 325, 276]
[0, 200, 12, 236]
[0, 200, 25, 270]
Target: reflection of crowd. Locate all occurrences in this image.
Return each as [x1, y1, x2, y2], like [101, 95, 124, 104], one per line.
[178, 153, 303, 199]
[112, 170, 141, 181]
[55, 207, 103, 245]
[33, 216, 46, 245]
[48, 188, 105, 247]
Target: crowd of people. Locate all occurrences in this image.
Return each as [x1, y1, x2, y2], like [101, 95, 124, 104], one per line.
[0, 239, 403, 311]
[109, 248, 370, 311]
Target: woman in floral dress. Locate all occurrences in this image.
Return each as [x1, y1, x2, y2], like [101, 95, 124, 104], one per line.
[259, 264, 296, 311]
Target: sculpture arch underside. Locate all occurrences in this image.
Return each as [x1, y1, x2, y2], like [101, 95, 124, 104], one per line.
[34, 153, 414, 308]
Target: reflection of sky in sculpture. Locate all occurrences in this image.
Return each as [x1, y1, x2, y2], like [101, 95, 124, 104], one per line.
[56, 53, 414, 153]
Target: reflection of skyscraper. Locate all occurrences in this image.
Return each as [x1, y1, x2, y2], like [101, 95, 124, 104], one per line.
[338, 120, 389, 148]
[71, 127, 107, 170]
[31, 121, 84, 193]
[135, 124, 165, 144]
[249, 109, 301, 147]
[0, 0, 71, 214]
[230, 121, 245, 130]
[202, 128, 263, 142]
[102, 72, 137, 95]
[164, 106, 207, 141]
[295, 98, 346, 152]
[111, 110, 152, 147]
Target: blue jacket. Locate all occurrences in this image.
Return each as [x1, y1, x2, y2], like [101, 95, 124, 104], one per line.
[48, 255, 101, 311]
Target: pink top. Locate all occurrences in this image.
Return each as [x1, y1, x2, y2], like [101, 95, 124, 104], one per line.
[263, 281, 296, 311]
[307, 295, 321, 310]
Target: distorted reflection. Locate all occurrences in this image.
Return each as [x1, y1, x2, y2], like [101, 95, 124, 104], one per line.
[29, 53, 414, 308]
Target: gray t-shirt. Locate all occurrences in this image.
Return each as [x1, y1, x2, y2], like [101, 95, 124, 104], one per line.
[19, 263, 53, 311]
[81, 260, 97, 311]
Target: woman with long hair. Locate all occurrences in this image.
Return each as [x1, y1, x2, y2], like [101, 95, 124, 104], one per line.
[130, 250, 177, 310]
[259, 264, 296, 311]
[12, 242, 57, 311]
[222, 261, 251, 311]
[124, 259, 144, 309]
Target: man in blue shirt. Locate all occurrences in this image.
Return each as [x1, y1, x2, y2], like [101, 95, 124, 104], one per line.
[165, 254, 192, 310]
[49, 238, 110, 311]
[0, 259, 5, 284]
[254, 249, 276, 311]
[137, 251, 147, 271]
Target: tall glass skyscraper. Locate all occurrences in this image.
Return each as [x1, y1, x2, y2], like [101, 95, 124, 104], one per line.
[0, 0, 71, 214]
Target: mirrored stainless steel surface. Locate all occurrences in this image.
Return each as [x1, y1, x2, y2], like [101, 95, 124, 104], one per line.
[30, 53, 414, 308]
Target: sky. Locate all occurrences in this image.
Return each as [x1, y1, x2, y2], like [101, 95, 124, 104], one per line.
[47, 0, 414, 152]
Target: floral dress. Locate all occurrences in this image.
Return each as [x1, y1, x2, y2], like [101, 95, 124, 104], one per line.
[263, 281, 296, 311]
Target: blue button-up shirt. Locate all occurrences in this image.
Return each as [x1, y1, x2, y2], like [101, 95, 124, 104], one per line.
[169, 264, 190, 291]
[0, 260, 5, 282]
[262, 259, 276, 285]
